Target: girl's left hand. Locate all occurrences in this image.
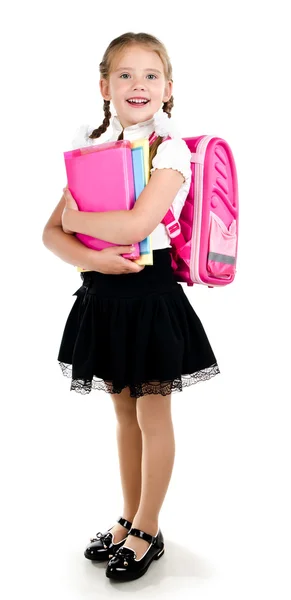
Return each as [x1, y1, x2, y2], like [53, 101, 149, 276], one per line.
[61, 185, 79, 234]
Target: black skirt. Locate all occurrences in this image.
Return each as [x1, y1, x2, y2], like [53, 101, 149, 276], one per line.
[57, 248, 220, 398]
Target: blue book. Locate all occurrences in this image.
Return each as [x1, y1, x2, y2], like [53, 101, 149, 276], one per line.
[131, 146, 150, 255]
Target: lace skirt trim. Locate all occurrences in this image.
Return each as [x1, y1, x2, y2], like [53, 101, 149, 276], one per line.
[58, 361, 220, 398]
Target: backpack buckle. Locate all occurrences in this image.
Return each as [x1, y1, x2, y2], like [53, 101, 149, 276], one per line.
[165, 220, 181, 238]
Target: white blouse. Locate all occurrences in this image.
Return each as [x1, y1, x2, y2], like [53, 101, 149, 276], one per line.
[71, 108, 192, 250]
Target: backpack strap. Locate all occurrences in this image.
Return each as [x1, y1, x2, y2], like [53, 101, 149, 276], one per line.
[148, 131, 186, 251]
[162, 209, 185, 250]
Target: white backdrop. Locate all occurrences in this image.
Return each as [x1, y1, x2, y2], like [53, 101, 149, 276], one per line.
[1, 0, 290, 598]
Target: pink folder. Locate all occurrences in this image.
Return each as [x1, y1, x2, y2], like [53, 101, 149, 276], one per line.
[63, 140, 140, 259]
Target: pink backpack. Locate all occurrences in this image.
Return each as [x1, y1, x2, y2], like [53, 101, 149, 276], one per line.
[149, 133, 239, 288]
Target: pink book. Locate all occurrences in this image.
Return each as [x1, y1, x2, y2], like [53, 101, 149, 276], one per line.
[63, 140, 140, 260]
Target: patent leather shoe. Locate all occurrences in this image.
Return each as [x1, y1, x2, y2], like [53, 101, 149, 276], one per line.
[84, 516, 132, 562]
[106, 526, 165, 581]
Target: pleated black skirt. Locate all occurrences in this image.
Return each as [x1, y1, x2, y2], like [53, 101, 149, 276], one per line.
[57, 248, 220, 397]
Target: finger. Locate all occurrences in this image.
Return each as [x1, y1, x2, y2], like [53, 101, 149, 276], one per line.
[115, 246, 136, 254]
[128, 264, 145, 272]
[63, 187, 73, 199]
[120, 257, 140, 269]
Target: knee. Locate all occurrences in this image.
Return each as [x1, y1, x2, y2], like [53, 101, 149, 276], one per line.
[111, 388, 138, 425]
[137, 410, 172, 436]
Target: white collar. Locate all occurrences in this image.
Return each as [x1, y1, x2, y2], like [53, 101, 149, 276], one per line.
[110, 106, 181, 141]
[111, 112, 155, 141]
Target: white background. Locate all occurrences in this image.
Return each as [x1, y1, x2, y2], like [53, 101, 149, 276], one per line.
[1, 0, 290, 598]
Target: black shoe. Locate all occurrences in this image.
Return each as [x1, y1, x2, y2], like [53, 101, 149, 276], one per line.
[105, 526, 165, 581]
[84, 516, 132, 562]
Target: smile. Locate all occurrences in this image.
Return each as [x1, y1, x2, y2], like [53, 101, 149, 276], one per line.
[126, 98, 150, 106]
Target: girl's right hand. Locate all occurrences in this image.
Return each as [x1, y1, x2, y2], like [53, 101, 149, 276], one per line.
[85, 245, 145, 275]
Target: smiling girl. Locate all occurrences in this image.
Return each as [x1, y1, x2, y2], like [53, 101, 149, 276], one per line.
[42, 31, 220, 582]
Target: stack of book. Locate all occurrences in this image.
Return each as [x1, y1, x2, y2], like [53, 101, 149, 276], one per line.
[63, 137, 153, 271]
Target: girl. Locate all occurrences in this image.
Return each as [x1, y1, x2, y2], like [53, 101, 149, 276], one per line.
[43, 32, 220, 582]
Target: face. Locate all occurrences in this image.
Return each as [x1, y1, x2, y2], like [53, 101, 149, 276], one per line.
[100, 45, 173, 128]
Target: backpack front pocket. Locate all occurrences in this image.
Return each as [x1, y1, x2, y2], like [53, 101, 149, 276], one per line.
[207, 211, 237, 278]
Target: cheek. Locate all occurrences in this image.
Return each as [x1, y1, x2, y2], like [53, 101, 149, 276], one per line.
[151, 82, 166, 98]
[113, 80, 128, 99]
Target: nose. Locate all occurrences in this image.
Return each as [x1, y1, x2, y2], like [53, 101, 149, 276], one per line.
[131, 76, 146, 90]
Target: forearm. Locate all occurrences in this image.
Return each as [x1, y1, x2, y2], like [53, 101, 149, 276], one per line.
[67, 209, 143, 245]
[42, 226, 97, 269]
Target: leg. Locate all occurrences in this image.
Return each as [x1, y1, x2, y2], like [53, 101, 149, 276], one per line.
[122, 392, 175, 559]
[109, 386, 143, 543]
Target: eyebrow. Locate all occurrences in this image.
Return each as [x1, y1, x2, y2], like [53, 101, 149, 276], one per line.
[114, 67, 162, 74]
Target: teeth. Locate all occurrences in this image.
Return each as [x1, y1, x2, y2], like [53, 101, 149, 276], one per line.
[128, 99, 148, 104]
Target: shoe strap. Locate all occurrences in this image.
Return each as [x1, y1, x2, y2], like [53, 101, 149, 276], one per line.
[128, 527, 157, 545]
[117, 516, 132, 530]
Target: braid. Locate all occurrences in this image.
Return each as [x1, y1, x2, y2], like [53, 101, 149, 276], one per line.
[88, 100, 111, 140]
[149, 95, 174, 171]
[163, 94, 174, 117]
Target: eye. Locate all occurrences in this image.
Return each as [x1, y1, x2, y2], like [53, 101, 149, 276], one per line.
[119, 73, 157, 80]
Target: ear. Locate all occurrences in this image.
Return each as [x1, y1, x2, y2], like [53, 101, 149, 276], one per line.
[99, 78, 111, 101]
[162, 80, 173, 103]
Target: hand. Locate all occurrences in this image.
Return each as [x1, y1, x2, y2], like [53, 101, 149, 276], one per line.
[62, 185, 79, 234]
[83, 245, 145, 275]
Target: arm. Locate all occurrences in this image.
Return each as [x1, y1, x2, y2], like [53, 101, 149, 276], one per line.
[42, 193, 144, 274]
[42, 225, 99, 269]
[42, 191, 99, 269]
[64, 168, 185, 244]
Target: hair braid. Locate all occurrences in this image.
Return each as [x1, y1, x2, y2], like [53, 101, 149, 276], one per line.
[88, 100, 112, 140]
[163, 94, 174, 117]
[148, 95, 174, 170]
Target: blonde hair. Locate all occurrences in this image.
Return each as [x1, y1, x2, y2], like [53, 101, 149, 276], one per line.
[88, 32, 174, 169]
